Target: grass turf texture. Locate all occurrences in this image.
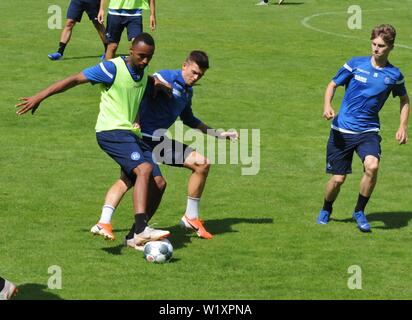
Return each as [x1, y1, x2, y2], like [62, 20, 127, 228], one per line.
[1, 0, 412, 299]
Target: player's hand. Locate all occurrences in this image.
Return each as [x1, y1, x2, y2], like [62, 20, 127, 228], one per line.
[98, 9, 105, 24]
[149, 14, 156, 31]
[323, 105, 335, 120]
[15, 97, 41, 115]
[153, 78, 172, 99]
[131, 122, 142, 138]
[396, 127, 408, 144]
[218, 130, 239, 142]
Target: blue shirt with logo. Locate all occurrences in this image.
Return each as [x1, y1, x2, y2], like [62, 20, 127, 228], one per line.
[138, 69, 201, 136]
[332, 56, 406, 133]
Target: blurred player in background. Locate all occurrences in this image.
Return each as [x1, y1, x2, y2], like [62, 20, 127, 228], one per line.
[48, 0, 108, 60]
[99, 0, 156, 60]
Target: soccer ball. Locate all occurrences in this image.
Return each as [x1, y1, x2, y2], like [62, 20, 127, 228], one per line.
[143, 239, 173, 263]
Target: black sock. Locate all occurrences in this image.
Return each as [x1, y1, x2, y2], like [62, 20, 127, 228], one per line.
[323, 199, 334, 213]
[58, 42, 67, 55]
[134, 213, 148, 234]
[0, 277, 5, 291]
[126, 223, 135, 240]
[355, 194, 370, 212]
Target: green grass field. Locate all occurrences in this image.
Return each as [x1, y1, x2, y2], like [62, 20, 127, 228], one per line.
[1, 0, 412, 300]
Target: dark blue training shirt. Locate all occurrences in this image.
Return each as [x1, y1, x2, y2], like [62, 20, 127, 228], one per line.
[138, 70, 202, 136]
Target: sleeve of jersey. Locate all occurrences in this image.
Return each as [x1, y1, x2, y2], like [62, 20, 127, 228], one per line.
[82, 61, 116, 85]
[152, 70, 172, 85]
[392, 72, 407, 97]
[180, 103, 201, 129]
[332, 58, 355, 86]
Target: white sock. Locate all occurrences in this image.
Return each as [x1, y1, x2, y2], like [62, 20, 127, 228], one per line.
[185, 197, 200, 220]
[99, 205, 115, 224]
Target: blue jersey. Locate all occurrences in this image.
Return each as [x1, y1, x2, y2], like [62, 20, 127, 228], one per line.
[138, 70, 201, 136]
[82, 56, 144, 86]
[332, 56, 406, 133]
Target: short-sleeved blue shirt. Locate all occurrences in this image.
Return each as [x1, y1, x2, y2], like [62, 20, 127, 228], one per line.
[332, 56, 406, 133]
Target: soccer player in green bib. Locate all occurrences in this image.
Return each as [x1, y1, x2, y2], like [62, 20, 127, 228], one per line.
[16, 33, 170, 249]
[98, 0, 156, 60]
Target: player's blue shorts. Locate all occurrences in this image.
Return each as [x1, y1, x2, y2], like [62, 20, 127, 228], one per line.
[96, 130, 162, 179]
[326, 129, 382, 175]
[67, 0, 100, 22]
[106, 14, 142, 43]
[142, 135, 194, 167]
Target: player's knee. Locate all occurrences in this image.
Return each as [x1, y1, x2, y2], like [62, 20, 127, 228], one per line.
[133, 162, 153, 177]
[65, 19, 76, 29]
[364, 159, 379, 176]
[196, 160, 211, 175]
[155, 176, 167, 192]
[108, 42, 118, 50]
[332, 175, 346, 186]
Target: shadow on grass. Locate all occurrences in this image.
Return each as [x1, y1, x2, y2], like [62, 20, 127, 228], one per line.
[61, 55, 102, 61]
[165, 217, 274, 251]
[331, 211, 412, 230]
[13, 283, 63, 300]
[98, 217, 273, 255]
[269, 1, 305, 5]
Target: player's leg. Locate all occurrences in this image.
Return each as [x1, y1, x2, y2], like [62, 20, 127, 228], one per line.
[181, 150, 213, 239]
[48, 0, 83, 60]
[125, 15, 143, 43]
[95, 131, 169, 248]
[352, 133, 381, 232]
[0, 277, 17, 300]
[104, 14, 123, 60]
[124, 174, 167, 250]
[317, 130, 353, 224]
[91, 171, 132, 240]
[131, 162, 170, 247]
[84, 0, 109, 55]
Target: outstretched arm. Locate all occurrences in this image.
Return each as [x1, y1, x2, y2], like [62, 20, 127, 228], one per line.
[16, 72, 89, 115]
[196, 122, 238, 142]
[323, 80, 337, 120]
[396, 94, 410, 144]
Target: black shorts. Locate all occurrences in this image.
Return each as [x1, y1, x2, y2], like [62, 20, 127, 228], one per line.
[326, 129, 382, 175]
[142, 135, 194, 167]
[106, 14, 142, 43]
[66, 0, 100, 22]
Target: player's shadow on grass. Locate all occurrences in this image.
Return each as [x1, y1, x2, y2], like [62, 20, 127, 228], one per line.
[62, 55, 102, 61]
[99, 217, 273, 254]
[332, 211, 412, 230]
[270, 2, 305, 5]
[165, 217, 273, 251]
[13, 283, 63, 300]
